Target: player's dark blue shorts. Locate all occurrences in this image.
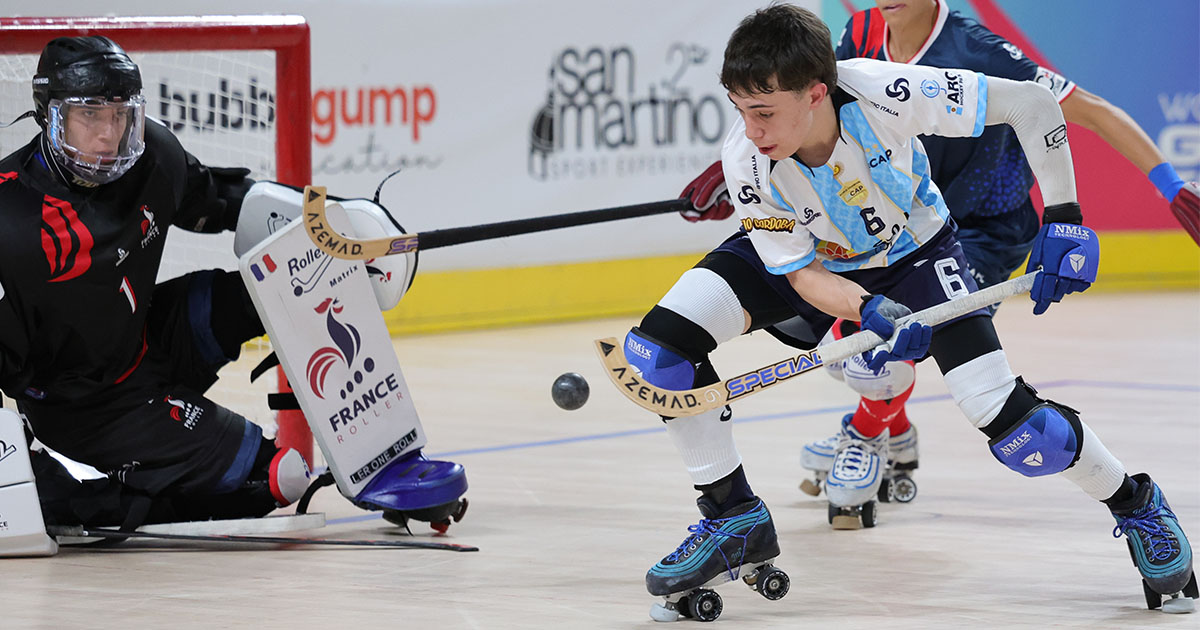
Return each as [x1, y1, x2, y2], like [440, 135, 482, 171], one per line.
[700, 226, 987, 343]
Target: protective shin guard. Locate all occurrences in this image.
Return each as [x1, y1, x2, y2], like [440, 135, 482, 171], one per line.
[0, 411, 57, 557]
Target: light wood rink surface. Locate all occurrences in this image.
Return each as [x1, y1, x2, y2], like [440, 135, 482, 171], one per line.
[4, 291, 1198, 630]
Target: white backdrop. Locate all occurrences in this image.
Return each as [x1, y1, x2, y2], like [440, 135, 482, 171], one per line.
[1, 0, 818, 272]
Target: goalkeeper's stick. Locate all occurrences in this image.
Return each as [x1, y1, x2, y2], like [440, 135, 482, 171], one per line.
[302, 186, 690, 260]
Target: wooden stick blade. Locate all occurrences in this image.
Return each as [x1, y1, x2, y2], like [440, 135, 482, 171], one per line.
[303, 185, 408, 260]
[594, 271, 1039, 416]
[594, 337, 728, 417]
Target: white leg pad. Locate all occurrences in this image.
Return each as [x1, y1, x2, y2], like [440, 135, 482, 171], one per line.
[665, 407, 742, 486]
[0, 410, 57, 557]
[1059, 422, 1127, 501]
[943, 350, 1017, 429]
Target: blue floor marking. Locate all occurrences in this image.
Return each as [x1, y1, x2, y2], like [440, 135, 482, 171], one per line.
[323, 378, 1198, 527]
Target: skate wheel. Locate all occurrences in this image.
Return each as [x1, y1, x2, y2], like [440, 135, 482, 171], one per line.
[877, 478, 892, 503]
[861, 501, 877, 528]
[676, 594, 693, 619]
[1184, 572, 1199, 599]
[799, 478, 822, 497]
[688, 590, 722, 622]
[756, 567, 790, 601]
[649, 602, 680, 622]
[452, 497, 469, 522]
[1142, 579, 1162, 610]
[829, 504, 862, 530]
[891, 476, 917, 503]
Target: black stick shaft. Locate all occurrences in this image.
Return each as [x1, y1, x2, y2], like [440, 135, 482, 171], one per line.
[417, 198, 691, 251]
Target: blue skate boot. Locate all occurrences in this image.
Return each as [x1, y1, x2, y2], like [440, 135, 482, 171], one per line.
[353, 449, 468, 533]
[1110, 473, 1197, 613]
[646, 496, 790, 622]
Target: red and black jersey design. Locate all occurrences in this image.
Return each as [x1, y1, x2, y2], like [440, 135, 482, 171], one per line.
[0, 120, 250, 401]
[41, 195, 95, 283]
[840, 7, 888, 60]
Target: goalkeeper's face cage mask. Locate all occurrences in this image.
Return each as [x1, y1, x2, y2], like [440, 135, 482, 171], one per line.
[46, 94, 146, 185]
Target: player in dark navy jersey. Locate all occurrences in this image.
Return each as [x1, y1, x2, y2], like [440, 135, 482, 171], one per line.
[0, 36, 310, 530]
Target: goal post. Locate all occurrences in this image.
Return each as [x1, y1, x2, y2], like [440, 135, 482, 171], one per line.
[0, 15, 315, 464]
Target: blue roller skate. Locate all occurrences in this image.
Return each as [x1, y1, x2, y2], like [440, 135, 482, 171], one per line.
[1110, 473, 1197, 613]
[646, 497, 790, 622]
[353, 449, 468, 533]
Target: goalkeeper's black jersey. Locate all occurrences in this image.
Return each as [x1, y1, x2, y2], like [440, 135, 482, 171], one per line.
[0, 120, 244, 402]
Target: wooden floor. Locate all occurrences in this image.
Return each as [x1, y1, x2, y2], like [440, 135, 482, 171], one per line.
[4, 291, 1199, 629]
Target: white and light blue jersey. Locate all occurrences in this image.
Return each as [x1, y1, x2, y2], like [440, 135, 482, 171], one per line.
[722, 58, 988, 274]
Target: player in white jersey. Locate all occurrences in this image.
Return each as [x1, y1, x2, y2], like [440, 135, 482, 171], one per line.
[631, 5, 1194, 619]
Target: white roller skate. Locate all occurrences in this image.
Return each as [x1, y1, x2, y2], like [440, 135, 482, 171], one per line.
[824, 424, 889, 529]
[800, 417, 919, 505]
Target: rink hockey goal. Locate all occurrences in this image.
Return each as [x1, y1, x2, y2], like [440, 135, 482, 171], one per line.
[0, 16, 314, 462]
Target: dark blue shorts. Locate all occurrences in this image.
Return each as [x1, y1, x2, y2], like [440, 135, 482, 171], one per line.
[709, 226, 986, 336]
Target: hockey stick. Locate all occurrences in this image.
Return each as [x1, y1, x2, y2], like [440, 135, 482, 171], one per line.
[302, 185, 691, 260]
[48, 525, 479, 552]
[596, 270, 1040, 417]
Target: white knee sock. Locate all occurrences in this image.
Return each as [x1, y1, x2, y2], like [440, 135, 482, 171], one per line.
[665, 407, 741, 486]
[1060, 422, 1127, 501]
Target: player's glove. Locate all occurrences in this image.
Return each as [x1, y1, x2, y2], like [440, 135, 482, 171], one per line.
[1148, 162, 1199, 245]
[679, 161, 734, 222]
[858, 295, 932, 373]
[1169, 181, 1199, 245]
[1025, 202, 1099, 315]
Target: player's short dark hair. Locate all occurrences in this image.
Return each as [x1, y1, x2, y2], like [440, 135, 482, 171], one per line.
[721, 4, 837, 96]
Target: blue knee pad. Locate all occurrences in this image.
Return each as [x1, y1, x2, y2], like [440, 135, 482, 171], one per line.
[624, 328, 696, 390]
[987, 402, 1083, 477]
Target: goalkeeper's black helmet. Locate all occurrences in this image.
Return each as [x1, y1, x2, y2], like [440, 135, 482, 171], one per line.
[33, 36, 142, 127]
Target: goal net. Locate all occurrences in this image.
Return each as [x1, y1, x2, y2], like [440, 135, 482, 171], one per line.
[0, 16, 314, 462]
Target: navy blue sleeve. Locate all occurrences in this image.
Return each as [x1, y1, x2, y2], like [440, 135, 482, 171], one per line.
[835, 15, 857, 61]
[958, 19, 1040, 82]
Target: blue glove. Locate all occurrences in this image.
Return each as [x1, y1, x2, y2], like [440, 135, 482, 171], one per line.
[1026, 203, 1099, 315]
[858, 295, 932, 373]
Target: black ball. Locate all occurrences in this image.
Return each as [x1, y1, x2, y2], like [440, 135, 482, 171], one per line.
[551, 372, 589, 411]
